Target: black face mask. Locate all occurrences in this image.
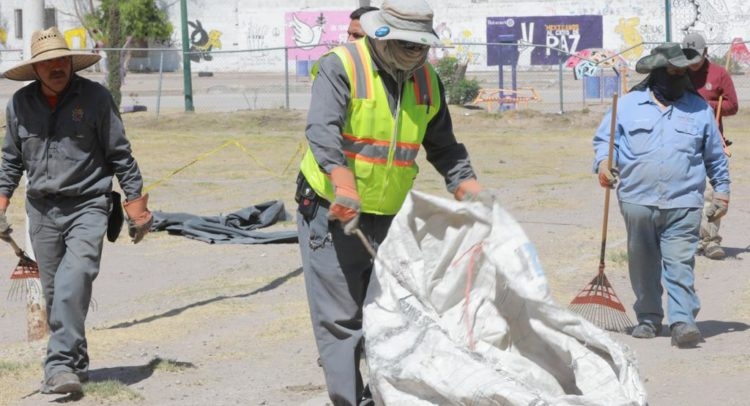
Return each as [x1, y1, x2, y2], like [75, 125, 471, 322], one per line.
[650, 67, 686, 105]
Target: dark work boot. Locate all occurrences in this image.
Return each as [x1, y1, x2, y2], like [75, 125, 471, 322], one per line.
[40, 371, 82, 394]
[670, 322, 702, 348]
[631, 322, 661, 338]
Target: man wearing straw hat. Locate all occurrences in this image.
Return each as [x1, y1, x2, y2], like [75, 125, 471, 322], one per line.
[0, 27, 153, 394]
[593, 43, 730, 348]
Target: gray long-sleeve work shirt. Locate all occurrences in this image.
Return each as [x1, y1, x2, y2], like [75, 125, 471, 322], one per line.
[0, 74, 144, 201]
[305, 43, 477, 194]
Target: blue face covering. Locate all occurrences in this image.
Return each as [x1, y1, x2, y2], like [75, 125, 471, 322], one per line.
[650, 67, 686, 105]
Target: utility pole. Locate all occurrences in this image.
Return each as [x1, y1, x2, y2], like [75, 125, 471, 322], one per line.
[180, 0, 194, 112]
[23, 0, 45, 59]
[665, 0, 672, 42]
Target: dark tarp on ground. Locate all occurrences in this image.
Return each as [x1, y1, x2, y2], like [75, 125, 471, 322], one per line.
[150, 200, 298, 244]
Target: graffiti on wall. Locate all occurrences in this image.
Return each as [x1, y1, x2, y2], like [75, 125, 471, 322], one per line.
[64, 27, 88, 50]
[285, 11, 351, 60]
[290, 13, 325, 51]
[614, 17, 644, 61]
[245, 21, 283, 67]
[671, 0, 734, 56]
[189, 20, 222, 62]
[430, 23, 486, 67]
[729, 38, 750, 65]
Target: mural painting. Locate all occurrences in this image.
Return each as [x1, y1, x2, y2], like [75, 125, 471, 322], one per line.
[0, 26, 6, 63]
[189, 19, 222, 62]
[284, 10, 351, 61]
[244, 20, 283, 68]
[64, 27, 87, 50]
[431, 23, 486, 67]
[729, 38, 750, 66]
[1, 0, 746, 74]
[614, 17, 644, 61]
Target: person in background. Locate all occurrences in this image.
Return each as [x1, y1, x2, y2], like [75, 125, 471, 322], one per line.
[0, 27, 153, 394]
[296, 0, 486, 403]
[682, 32, 739, 260]
[347, 6, 379, 41]
[593, 43, 729, 348]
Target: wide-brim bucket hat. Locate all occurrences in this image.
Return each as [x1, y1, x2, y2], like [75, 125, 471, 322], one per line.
[3, 27, 101, 81]
[635, 42, 698, 74]
[359, 0, 441, 46]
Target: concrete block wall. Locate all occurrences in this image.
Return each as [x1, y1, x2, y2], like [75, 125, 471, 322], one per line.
[0, 0, 749, 73]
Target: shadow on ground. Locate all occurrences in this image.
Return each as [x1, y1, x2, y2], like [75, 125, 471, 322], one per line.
[698, 319, 750, 339]
[104, 267, 303, 329]
[21, 357, 195, 403]
[722, 245, 750, 259]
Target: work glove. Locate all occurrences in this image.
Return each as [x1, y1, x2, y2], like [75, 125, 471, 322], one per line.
[328, 166, 360, 235]
[598, 160, 619, 189]
[454, 178, 498, 206]
[0, 196, 11, 240]
[0, 211, 11, 240]
[123, 194, 153, 244]
[454, 178, 483, 201]
[705, 192, 729, 222]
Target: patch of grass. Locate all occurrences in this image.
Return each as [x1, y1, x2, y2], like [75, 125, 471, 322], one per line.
[84, 380, 144, 402]
[0, 360, 26, 374]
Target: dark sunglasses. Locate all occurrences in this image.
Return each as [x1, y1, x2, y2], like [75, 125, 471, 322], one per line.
[395, 40, 429, 51]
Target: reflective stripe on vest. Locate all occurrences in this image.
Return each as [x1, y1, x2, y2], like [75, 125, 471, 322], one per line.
[341, 132, 421, 167]
[300, 39, 440, 215]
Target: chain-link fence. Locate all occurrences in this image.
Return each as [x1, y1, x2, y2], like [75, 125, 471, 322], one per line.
[1, 40, 748, 116]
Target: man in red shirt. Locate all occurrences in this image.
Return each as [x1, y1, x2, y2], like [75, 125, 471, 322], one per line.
[683, 32, 738, 260]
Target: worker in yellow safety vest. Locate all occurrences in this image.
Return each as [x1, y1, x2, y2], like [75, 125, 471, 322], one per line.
[295, 0, 487, 404]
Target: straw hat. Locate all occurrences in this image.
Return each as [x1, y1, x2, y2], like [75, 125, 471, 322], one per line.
[3, 27, 101, 81]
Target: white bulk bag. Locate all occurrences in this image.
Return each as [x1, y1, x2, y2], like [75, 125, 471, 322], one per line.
[363, 190, 646, 406]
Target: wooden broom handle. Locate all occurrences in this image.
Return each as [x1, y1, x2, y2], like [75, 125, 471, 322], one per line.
[715, 49, 732, 156]
[599, 94, 618, 270]
[1, 234, 25, 258]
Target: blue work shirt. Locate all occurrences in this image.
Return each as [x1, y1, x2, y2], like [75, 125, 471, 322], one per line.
[593, 88, 730, 209]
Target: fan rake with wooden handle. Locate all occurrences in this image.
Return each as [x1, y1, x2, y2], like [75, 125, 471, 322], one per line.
[2, 233, 41, 301]
[569, 93, 634, 333]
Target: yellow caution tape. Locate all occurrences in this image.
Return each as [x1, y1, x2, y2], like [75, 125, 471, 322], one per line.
[143, 139, 305, 194]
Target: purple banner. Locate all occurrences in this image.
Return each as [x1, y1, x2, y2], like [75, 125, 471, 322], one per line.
[486, 16, 603, 66]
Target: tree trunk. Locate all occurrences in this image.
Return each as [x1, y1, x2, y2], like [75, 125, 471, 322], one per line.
[106, 4, 122, 108]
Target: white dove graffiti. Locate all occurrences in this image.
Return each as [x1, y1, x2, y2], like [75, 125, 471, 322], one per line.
[291, 14, 324, 50]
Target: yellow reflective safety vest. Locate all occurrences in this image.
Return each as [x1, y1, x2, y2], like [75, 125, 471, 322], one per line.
[299, 39, 440, 215]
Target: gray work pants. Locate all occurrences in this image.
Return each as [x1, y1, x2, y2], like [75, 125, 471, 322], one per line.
[26, 194, 110, 379]
[297, 200, 392, 406]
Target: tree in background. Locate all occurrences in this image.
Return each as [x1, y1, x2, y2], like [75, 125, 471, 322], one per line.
[435, 56, 481, 105]
[76, 0, 173, 107]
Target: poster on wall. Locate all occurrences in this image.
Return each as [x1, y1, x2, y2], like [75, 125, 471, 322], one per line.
[486, 15, 603, 66]
[284, 10, 352, 60]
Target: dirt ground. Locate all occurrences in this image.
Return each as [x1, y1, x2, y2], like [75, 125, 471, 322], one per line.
[1, 104, 749, 406]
